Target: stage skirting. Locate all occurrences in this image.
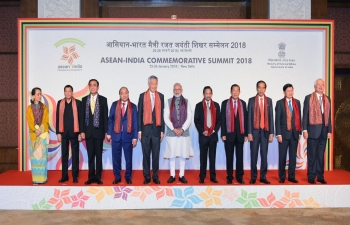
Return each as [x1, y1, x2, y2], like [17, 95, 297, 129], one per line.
[1, 170, 349, 210]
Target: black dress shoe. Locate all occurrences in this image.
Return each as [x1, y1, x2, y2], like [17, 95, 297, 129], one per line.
[210, 178, 218, 183]
[260, 179, 271, 184]
[279, 179, 285, 183]
[126, 179, 132, 184]
[249, 179, 256, 184]
[58, 178, 69, 183]
[227, 179, 232, 184]
[317, 179, 327, 184]
[308, 180, 316, 184]
[153, 179, 160, 184]
[288, 178, 299, 183]
[143, 178, 151, 184]
[73, 178, 78, 183]
[167, 176, 175, 183]
[237, 179, 245, 184]
[199, 179, 204, 184]
[96, 180, 103, 184]
[113, 179, 121, 184]
[85, 180, 93, 185]
[179, 176, 188, 183]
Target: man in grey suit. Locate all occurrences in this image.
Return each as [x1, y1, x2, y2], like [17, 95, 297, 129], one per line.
[247, 80, 274, 184]
[303, 79, 332, 184]
[138, 75, 165, 184]
[275, 84, 301, 184]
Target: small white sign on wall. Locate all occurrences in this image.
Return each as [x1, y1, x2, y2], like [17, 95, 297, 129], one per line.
[38, 0, 81, 18]
[269, 0, 311, 19]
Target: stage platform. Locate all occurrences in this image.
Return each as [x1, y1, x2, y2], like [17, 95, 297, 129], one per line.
[1, 170, 350, 210]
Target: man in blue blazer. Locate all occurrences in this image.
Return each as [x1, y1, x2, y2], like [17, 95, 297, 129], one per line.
[107, 87, 138, 184]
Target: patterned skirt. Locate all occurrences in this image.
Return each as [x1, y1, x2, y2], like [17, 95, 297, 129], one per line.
[29, 138, 48, 184]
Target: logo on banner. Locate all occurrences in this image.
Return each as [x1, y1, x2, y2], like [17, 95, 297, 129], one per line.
[55, 38, 85, 71]
[278, 42, 286, 58]
[267, 42, 296, 69]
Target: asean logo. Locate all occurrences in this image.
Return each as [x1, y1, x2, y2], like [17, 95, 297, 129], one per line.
[55, 38, 85, 66]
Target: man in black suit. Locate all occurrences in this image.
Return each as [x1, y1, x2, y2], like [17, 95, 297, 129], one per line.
[275, 84, 301, 184]
[221, 84, 247, 184]
[247, 80, 274, 184]
[303, 78, 332, 184]
[56, 85, 82, 184]
[138, 75, 165, 184]
[194, 86, 221, 183]
[80, 79, 108, 185]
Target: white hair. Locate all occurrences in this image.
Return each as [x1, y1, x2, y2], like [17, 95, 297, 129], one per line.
[173, 83, 182, 89]
[314, 78, 324, 86]
[148, 75, 158, 83]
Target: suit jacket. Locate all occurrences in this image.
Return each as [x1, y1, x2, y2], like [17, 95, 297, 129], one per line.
[247, 96, 274, 138]
[80, 94, 108, 139]
[194, 100, 221, 142]
[275, 98, 301, 140]
[56, 99, 82, 138]
[302, 94, 332, 139]
[221, 98, 248, 142]
[137, 92, 165, 137]
[107, 100, 138, 142]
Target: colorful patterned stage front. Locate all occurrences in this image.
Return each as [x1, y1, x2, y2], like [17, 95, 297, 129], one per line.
[1, 170, 350, 210]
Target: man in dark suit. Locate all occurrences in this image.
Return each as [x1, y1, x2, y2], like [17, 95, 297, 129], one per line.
[247, 80, 274, 184]
[107, 87, 138, 184]
[303, 78, 332, 184]
[138, 75, 165, 184]
[56, 85, 82, 184]
[221, 84, 247, 184]
[80, 79, 108, 185]
[194, 86, 221, 183]
[275, 83, 301, 184]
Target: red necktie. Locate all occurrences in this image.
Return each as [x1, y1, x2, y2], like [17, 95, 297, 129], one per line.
[122, 102, 125, 117]
[121, 102, 125, 131]
[260, 97, 264, 129]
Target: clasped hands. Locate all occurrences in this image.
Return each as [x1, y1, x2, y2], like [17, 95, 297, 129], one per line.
[173, 128, 184, 136]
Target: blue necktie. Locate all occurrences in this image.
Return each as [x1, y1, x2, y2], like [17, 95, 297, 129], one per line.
[288, 100, 293, 113]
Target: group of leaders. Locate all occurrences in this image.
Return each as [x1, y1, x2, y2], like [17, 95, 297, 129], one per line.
[27, 76, 331, 185]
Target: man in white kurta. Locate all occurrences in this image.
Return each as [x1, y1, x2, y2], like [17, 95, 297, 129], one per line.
[164, 83, 194, 183]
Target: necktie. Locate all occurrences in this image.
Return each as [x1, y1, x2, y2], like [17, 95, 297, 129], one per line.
[207, 101, 212, 128]
[121, 102, 125, 131]
[234, 100, 237, 116]
[260, 97, 264, 129]
[319, 95, 323, 114]
[122, 102, 125, 117]
[151, 93, 155, 111]
[288, 100, 293, 113]
[91, 96, 95, 114]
